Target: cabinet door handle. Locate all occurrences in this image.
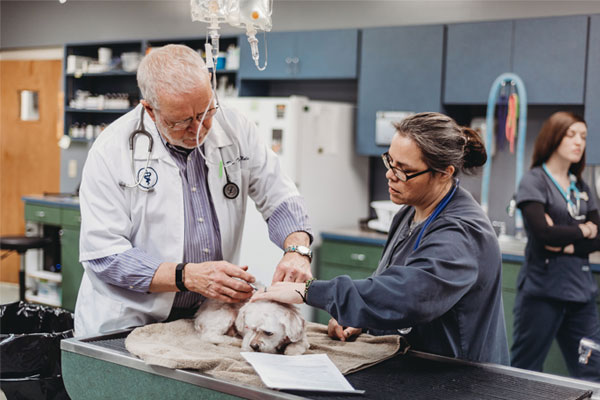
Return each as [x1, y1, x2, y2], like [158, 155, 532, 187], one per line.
[35, 211, 46, 218]
[285, 57, 292, 64]
[350, 253, 366, 261]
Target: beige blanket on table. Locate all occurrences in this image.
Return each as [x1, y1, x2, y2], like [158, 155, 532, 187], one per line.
[125, 319, 408, 388]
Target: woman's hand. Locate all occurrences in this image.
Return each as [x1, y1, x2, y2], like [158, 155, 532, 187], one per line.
[250, 282, 305, 304]
[327, 318, 362, 342]
[580, 221, 598, 239]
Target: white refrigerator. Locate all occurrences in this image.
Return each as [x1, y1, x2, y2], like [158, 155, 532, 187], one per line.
[221, 96, 369, 319]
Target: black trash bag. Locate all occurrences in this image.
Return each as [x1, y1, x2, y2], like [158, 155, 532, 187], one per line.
[0, 301, 74, 400]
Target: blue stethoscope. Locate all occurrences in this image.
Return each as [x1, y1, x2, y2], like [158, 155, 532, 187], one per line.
[413, 179, 459, 250]
[119, 107, 240, 199]
[542, 163, 585, 220]
[393, 178, 458, 337]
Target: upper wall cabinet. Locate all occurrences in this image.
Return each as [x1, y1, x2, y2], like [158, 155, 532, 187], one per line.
[356, 25, 444, 156]
[444, 21, 513, 104]
[238, 29, 359, 79]
[444, 15, 588, 104]
[585, 15, 600, 164]
[513, 15, 588, 104]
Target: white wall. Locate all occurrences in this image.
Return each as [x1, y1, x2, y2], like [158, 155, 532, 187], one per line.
[2, 0, 600, 49]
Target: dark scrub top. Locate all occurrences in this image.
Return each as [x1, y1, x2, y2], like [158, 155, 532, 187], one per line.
[516, 167, 598, 303]
[308, 185, 510, 365]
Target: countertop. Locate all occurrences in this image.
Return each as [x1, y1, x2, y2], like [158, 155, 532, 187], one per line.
[22, 194, 80, 209]
[322, 227, 600, 269]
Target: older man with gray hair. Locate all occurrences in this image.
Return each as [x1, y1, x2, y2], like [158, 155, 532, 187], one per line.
[74, 44, 312, 336]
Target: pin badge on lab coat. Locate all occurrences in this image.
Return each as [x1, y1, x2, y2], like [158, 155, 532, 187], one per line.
[136, 167, 158, 189]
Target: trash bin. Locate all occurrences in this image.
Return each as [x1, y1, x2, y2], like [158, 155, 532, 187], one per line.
[0, 301, 74, 400]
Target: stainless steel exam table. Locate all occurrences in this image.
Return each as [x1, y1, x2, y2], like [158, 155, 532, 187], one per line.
[61, 329, 600, 400]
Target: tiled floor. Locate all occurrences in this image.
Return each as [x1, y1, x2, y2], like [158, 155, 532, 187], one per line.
[0, 282, 19, 304]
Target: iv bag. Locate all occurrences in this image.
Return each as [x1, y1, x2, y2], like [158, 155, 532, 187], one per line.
[226, 0, 273, 32]
[190, 0, 229, 24]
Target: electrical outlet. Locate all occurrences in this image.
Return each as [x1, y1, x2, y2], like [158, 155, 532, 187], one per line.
[68, 159, 78, 178]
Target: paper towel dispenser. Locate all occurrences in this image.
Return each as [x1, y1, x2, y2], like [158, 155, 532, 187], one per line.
[375, 111, 414, 146]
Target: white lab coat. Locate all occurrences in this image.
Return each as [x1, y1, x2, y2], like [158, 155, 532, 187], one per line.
[74, 104, 299, 336]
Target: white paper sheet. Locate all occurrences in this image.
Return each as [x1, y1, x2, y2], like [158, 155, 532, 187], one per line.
[241, 352, 364, 393]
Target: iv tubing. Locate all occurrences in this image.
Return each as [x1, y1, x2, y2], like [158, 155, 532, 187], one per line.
[482, 73, 528, 230]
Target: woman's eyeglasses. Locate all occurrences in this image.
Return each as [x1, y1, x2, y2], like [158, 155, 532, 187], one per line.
[381, 152, 433, 182]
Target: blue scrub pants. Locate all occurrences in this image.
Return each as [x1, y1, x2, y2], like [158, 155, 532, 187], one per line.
[511, 292, 600, 382]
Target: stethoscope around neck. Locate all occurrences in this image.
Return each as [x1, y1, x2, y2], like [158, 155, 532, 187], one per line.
[412, 179, 459, 250]
[118, 107, 155, 192]
[542, 163, 585, 220]
[118, 106, 240, 199]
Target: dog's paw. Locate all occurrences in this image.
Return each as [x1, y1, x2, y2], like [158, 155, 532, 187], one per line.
[283, 339, 309, 355]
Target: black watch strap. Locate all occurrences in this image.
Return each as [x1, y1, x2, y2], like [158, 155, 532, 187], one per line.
[175, 263, 188, 292]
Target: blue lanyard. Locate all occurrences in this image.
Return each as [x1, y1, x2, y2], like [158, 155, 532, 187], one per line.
[542, 163, 580, 209]
[413, 180, 459, 250]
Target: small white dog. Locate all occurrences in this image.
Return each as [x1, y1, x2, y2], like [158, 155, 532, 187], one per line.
[193, 297, 309, 355]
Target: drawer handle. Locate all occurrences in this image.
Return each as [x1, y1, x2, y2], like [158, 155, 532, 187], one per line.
[350, 253, 366, 261]
[35, 211, 46, 218]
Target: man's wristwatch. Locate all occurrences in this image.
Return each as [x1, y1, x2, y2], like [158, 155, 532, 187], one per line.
[175, 263, 189, 292]
[284, 245, 312, 262]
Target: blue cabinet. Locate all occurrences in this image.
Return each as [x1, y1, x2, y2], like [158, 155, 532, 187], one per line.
[444, 16, 588, 105]
[513, 15, 588, 104]
[238, 29, 358, 79]
[585, 15, 600, 164]
[444, 21, 513, 104]
[356, 25, 444, 156]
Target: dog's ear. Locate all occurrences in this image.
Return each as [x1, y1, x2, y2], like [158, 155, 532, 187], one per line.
[235, 303, 247, 334]
[283, 306, 305, 342]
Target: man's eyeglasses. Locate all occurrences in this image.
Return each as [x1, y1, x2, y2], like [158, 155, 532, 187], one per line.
[163, 105, 219, 131]
[381, 152, 433, 182]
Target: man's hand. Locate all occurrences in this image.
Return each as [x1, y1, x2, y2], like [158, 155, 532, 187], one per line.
[185, 261, 256, 303]
[272, 231, 312, 284]
[328, 318, 362, 342]
[272, 252, 312, 284]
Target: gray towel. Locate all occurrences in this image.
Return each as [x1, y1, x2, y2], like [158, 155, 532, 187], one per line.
[125, 319, 408, 388]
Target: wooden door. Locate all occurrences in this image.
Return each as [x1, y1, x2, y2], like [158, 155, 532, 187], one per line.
[0, 59, 62, 283]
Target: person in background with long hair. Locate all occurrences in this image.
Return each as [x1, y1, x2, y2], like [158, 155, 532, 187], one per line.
[511, 111, 600, 381]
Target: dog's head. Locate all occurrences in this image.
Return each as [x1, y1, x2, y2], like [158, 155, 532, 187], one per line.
[235, 300, 305, 354]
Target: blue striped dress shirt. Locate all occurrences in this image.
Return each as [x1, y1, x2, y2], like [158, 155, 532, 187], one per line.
[87, 139, 311, 311]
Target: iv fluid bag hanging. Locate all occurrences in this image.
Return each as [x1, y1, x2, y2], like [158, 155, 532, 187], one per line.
[190, 0, 272, 71]
[190, 0, 229, 23]
[226, 0, 273, 32]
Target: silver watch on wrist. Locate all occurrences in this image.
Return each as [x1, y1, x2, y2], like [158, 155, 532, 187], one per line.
[284, 245, 312, 262]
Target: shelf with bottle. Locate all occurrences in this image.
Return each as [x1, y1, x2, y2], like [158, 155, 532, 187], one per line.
[66, 41, 143, 77]
[145, 36, 240, 71]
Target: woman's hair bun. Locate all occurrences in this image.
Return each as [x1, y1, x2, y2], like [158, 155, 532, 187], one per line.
[462, 127, 487, 170]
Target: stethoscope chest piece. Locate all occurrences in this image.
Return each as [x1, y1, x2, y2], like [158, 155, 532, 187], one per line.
[223, 181, 240, 199]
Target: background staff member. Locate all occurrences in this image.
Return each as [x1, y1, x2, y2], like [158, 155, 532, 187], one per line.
[253, 112, 510, 365]
[75, 45, 312, 336]
[511, 111, 600, 382]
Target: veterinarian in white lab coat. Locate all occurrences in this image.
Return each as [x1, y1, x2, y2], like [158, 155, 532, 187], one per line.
[75, 45, 313, 337]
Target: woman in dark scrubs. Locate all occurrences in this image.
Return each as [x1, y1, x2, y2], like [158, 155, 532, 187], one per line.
[253, 112, 509, 365]
[511, 112, 600, 382]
